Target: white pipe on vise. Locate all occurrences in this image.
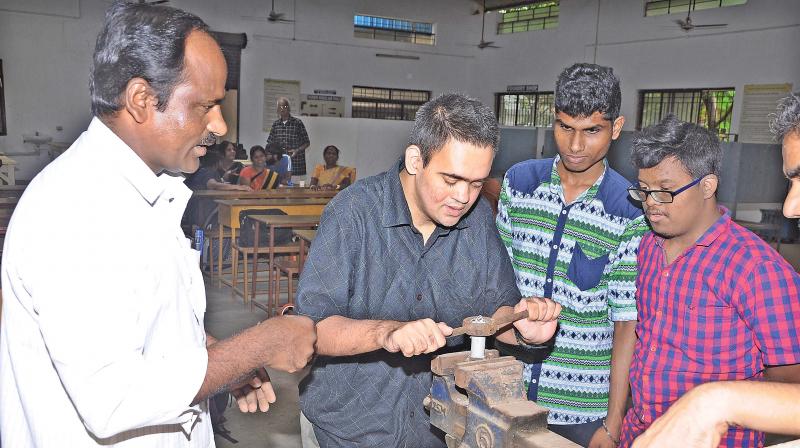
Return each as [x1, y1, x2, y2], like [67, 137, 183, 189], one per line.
[469, 336, 486, 359]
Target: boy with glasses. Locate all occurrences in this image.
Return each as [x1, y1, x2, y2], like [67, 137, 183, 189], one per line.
[620, 114, 800, 447]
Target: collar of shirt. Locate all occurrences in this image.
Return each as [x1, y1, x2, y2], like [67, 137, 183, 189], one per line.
[87, 118, 192, 216]
[548, 154, 608, 204]
[274, 116, 296, 125]
[654, 205, 731, 249]
[380, 159, 470, 232]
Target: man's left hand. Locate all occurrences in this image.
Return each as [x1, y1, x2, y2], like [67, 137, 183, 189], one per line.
[229, 368, 276, 412]
[588, 425, 618, 448]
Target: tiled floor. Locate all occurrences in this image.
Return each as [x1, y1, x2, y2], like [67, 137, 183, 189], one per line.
[203, 278, 305, 447]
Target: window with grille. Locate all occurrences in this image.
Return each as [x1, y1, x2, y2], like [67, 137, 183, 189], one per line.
[497, 1, 559, 34]
[645, 0, 747, 16]
[496, 92, 555, 127]
[354, 14, 435, 45]
[352, 86, 431, 121]
[637, 88, 736, 141]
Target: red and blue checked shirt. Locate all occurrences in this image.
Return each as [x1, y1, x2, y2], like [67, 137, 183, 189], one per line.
[620, 209, 800, 448]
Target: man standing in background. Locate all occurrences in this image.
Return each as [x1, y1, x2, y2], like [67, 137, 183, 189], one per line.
[267, 97, 310, 183]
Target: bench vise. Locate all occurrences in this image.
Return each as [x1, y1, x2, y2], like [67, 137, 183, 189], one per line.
[425, 350, 580, 448]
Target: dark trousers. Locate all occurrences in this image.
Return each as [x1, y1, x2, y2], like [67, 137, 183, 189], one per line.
[528, 362, 604, 447]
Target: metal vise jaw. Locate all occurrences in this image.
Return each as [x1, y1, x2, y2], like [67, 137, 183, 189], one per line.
[425, 350, 580, 448]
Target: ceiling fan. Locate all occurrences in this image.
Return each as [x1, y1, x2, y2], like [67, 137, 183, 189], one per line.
[267, 0, 294, 23]
[477, 0, 500, 49]
[675, 0, 727, 31]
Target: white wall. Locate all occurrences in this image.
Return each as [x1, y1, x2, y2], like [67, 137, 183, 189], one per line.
[469, 0, 800, 131]
[0, 0, 798, 181]
[303, 116, 412, 180]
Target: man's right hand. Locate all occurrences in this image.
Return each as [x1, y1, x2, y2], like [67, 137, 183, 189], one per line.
[257, 315, 316, 372]
[380, 318, 452, 357]
[513, 297, 561, 344]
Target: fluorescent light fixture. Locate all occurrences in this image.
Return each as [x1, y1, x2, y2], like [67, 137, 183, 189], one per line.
[375, 53, 420, 60]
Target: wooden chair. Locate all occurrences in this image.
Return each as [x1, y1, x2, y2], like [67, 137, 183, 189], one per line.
[270, 257, 300, 316]
[268, 230, 314, 316]
[231, 242, 299, 305]
[205, 224, 232, 278]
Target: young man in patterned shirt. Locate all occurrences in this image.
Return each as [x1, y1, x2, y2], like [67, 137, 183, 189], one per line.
[497, 63, 648, 447]
[620, 115, 800, 447]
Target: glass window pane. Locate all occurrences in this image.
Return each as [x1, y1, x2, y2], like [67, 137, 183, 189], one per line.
[353, 14, 435, 46]
[645, 0, 745, 16]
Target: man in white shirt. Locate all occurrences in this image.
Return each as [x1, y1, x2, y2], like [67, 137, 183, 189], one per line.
[0, 3, 315, 447]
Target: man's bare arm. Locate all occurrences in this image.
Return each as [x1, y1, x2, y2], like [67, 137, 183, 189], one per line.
[192, 315, 315, 404]
[632, 381, 800, 448]
[316, 315, 452, 357]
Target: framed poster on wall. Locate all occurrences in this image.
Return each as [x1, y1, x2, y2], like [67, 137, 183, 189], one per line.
[0, 60, 6, 136]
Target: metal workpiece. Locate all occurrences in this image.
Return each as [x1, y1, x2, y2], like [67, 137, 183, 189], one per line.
[426, 351, 580, 448]
[449, 310, 529, 338]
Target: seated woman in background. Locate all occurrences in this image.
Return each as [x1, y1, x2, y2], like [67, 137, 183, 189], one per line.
[218, 140, 245, 184]
[238, 144, 281, 190]
[310, 145, 356, 190]
[184, 149, 252, 228]
[186, 150, 252, 192]
[265, 144, 292, 186]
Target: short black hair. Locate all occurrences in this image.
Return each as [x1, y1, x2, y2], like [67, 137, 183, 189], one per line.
[265, 142, 283, 156]
[555, 63, 621, 122]
[90, 1, 211, 117]
[200, 148, 223, 168]
[770, 92, 800, 140]
[212, 140, 233, 157]
[249, 145, 266, 160]
[323, 145, 339, 155]
[631, 114, 721, 178]
[409, 92, 500, 166]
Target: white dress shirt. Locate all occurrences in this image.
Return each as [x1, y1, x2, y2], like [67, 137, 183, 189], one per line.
[0, 118, 213, 447]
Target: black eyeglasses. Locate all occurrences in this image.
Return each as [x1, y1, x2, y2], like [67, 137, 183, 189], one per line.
[627, 176, 704, 204]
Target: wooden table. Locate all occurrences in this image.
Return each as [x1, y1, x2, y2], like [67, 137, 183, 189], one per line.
[249, 214, 321, 313]
[215, 197, 330, 283]
[0, 197, 19, 222]
[193, 187, 337, 199]
[0, 197, 19, 209]
[193, 188, 335, 228]
[0, 185, 25, 197]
